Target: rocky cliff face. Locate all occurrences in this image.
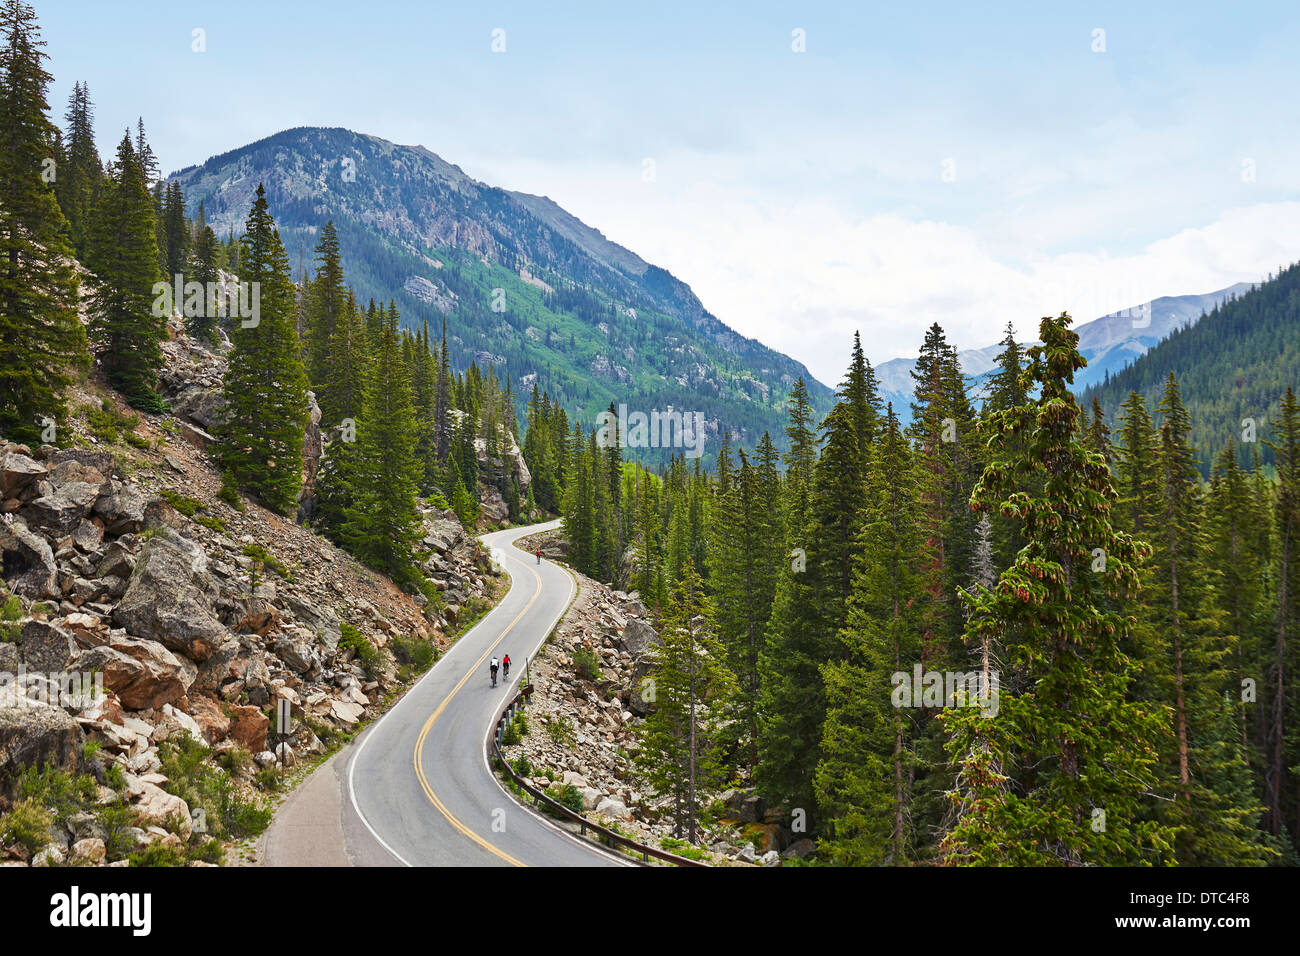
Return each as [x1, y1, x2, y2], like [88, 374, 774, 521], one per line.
[0, 335, 499, 866]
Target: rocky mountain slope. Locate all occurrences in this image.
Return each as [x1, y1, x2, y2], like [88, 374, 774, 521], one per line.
[0, 320, 500, 867]
[170, 127, 834, 455]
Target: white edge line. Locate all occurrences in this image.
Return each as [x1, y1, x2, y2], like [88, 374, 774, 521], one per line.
[345, 519, 562, 868]
[481, 546, 639, 867]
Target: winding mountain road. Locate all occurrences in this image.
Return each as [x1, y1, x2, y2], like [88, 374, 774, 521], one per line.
[260, 520, 628, 867]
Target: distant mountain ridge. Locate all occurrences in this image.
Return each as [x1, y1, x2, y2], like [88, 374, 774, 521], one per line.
[873, 282, 1256, 414]
[1082, 262, 1300, 471]
[170, 127, 833, 456]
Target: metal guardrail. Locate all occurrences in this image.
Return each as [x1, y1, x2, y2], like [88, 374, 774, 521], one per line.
[487, 686, 710, 867]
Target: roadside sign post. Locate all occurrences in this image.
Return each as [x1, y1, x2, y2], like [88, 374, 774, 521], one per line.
[273, 697, 292, 765]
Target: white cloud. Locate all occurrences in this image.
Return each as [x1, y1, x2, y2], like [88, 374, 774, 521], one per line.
[472, 146, 1299, 385]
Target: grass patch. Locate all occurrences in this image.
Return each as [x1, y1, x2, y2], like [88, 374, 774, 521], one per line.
[0, 590, 22, 642]
[241, 542, 294, 581]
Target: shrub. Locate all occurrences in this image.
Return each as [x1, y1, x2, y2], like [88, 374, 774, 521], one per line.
[511, 754, 532, 778]
[391, 634, 435, 673]
[217, 468, 244, 510]
[17, 764, 98, 830]
[215, 747, 251, 775]
[97, 801, 138, 862]
[544, 716, 575, 748]
[157, 735, 271, 840]
[159, 489, 202, 517]
[571, 646, 602, 681]
[0, 799, 53, 858]
[548, 783, 585, 816]
[501, 713, 526, 746]
[128, 842, 186, 867]
[241, 543, 293, 581]
[187, 838, 224, 865]
[255, 766, 281, 791]
[81, 400, 139, 445]
[339, 622, 383, 678]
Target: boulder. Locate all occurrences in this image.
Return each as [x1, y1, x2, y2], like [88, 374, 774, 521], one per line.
[157, 704, 205, 745]
[594, 796, 633, 821]
[0, 695, 82, 798]
[70, 636, 188, 710]
[189, 635, 239, 696]
[17, 619, 77, 673]
[133, 781, 192, 840]
[0, 515, 58, 598]
[227, 704, 268, 752]
[112, 533, 229, 661]
[24, 459, 108, 534]
[782, 838, 816, 859]
[95, 541, 136, 580]
[92, 484, 155, 536]
[627, 657, 656, 716]
[0, 450, 45, 500]
[69, 837, 107, 864]
[187, 696, 230, 744]
[70, 519, 103, 553]
[737, 793, 766, 824]
[619, 618, 658, 657]
[272, 634, 317, 675]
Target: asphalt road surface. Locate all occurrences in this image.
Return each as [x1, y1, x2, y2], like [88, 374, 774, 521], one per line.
[261, 520, 629, 867]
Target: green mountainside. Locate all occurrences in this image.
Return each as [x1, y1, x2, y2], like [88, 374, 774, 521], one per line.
[1083, 261, 1300, 471]
[171, 127, 833, 458]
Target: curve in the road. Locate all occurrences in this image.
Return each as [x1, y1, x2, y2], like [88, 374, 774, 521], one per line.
[343, 520, 627, 867]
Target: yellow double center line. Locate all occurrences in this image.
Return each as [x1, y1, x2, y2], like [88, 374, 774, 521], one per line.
[411, 551, 543, 866]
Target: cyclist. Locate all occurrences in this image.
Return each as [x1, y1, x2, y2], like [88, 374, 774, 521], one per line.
[535, 547, 541, 564]
[502, 654, 511, 679]
[489, 657, 499, 687]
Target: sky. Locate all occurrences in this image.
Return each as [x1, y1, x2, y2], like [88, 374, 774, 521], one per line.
[36, 0, 1300, 385]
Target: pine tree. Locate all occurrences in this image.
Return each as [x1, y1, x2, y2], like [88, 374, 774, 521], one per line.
[1264, 387, 1300, 847]
[218, 184, 309, 515]
[56, 79, 98, 257]
[0, 0, 87, 443]
[839, 331, 881, 469]
[816, 404, 927, 864]
[341, 306, 422, 587]
[304, 221, 347, 408]
[940, 313, 1176, 866]
[757, 399, 864, 823]
[1084, 396, 1113, 470]
[1115, 390, 1160, 536]
[1143, 372, 1271, 864]
[1207, 441, 1269, 752]
[161, 179, 190, 284]
[709, 446, 779, 765]
[85, 133, 166, 412]
[187, 224, 220, 343]
[313, 295, 371, 540]
[636, 565, 737, 843]
[984, 323, 1029, 570]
